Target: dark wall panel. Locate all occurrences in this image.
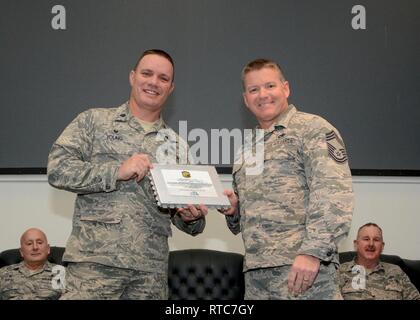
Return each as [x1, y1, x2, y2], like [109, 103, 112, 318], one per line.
[1, 0, 419, 172]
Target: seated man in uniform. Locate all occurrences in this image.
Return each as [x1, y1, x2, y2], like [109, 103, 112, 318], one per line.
[0, 228, 65, 300]
[340, 222, 420, 300]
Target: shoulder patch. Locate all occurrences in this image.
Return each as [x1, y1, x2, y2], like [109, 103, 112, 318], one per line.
[326, 131, 348, 163]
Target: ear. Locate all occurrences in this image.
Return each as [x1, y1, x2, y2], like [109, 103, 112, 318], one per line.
[283, 81, 291, 98]
[169, 82, 175, 95]
[47, 244, 51, 255]
[353, 239, 358, 251]
[19, 249, 23, 258]
[129, 70, 135, 87]
[243, 92, 250, 110]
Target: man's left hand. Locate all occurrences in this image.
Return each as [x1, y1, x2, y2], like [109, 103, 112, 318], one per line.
[288, 254, 320, 296]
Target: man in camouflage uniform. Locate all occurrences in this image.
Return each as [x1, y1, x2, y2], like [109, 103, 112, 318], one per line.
[340, 222, 420, 300]
[219, 58, 354, 299]
[0, 228, 65, 300]
[47, 49, 207, 299]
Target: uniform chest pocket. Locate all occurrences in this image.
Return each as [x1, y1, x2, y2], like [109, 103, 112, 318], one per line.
[79, 206, 123, 224]
[1, 275, 22, 299]
[260, 157, 303, 205]
[340, 279, 373, 299]
[263, 153, 301, 179]
[264, 150, 295, 162]
[90, 152, 131, 163]
[2, 286, 22, 300]
[35, 276, 62, 300]
[77, 193, 127, 224]
[384, 281, 403, 299]
[263, 140, 301, 173]
[92, 127, 141, 154]
[265, 135, 299, 158]
[262, 138, 303, 196]
[341, 280, 363, 294]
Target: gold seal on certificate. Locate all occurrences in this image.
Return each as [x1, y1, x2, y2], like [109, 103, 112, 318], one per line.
[148, 164, 230, 209]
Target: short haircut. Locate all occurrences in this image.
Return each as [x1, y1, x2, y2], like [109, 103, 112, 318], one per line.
[241, 58, 286, 89]
[20, 228, 48, 246]
[133, 49, 175, 82]
[357, 222, 383, 238]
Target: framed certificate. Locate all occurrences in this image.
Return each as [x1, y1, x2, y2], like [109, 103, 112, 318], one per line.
[148, 164, 230, 209]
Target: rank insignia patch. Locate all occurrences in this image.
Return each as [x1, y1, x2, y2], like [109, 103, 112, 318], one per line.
[326, 131, 348, 163]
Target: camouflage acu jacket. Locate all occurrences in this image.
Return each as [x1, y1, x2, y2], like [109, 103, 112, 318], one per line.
[0, 261, 64, 300]
[227, 105, 354, 271]
[47, 102, 205, 272]
[340, 260, 420, 300]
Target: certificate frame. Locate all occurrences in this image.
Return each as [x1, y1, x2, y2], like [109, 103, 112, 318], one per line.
[148, 164, 230, 209]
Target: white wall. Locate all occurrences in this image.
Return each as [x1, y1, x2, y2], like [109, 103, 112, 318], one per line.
[1, 175, 419, 259]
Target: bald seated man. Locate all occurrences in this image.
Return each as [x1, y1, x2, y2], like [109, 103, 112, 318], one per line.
[0, 228, 65, 300]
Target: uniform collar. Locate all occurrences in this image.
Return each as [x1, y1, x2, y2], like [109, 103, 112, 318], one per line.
[261, 104, 297, 134]
[113, 101, 168, 133]
[234, 104, 297, 172]
[16, 261, 52, 276]
[344, 259, 357, 272]
[346, 258, 385, 273]
[371, 262, 385, 273]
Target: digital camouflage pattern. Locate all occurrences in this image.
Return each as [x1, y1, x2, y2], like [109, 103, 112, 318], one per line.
[62, 262, 167, 299]
[245, 263, 342, 300]
[340, 260, 420, 300]
[0, 261, 63, 300]
[226, 104, 354, 271]
[48, 102, 205, 274]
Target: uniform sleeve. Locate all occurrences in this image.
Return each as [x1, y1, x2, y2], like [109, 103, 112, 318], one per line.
[297, 121, 354, 262]
[0, 269, 5, 300]
[47, 110, 120, 194]
[400, 270, 420, 300]
[225, 177, 241, 235]
[171, 213, 206, 236]
[338, 263, 348, 289]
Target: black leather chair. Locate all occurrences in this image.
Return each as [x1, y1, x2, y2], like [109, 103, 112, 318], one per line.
[0, 246, 65, 268]
[168, 249, 244, 300]
[0, 247, 245, 300]
[339, 251, 420, 291]
[2, 247, 418, 298]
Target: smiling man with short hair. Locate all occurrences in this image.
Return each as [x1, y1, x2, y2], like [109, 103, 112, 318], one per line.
[220, 58, 354, 299]
[340, 223, 420, 300]
[47, 49, 207, 299]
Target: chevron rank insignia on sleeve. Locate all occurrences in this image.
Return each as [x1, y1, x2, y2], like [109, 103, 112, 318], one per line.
[326, 130, 348, 163]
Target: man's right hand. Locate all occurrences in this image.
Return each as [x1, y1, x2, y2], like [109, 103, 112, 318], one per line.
[117, 153, 153, 182]
[218, 189, 238, 216]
